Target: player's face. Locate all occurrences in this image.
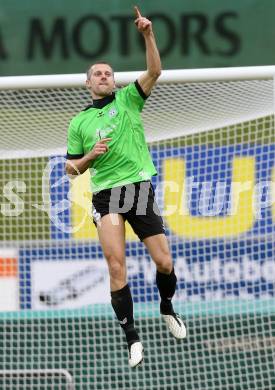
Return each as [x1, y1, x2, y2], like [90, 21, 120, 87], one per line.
[86, 64, 115, 98]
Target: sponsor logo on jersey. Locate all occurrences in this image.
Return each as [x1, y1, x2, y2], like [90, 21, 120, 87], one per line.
[96, 127, 112, 140]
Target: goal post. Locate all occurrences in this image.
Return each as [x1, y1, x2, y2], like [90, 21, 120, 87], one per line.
[0, 369, 74, 390]
[0, 66, 275, 390]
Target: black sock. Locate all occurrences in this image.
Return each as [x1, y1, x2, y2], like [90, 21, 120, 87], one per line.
[156, 268, 177, 314]
[111, 284, 139, 347]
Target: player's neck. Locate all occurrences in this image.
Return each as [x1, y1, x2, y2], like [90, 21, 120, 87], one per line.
[91, 93, 115, 109]
[91, 92, 113, 100]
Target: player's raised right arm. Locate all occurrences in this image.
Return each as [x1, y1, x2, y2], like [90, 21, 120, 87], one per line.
[135, 6, 161, 96]
[66, 138, 112, 176]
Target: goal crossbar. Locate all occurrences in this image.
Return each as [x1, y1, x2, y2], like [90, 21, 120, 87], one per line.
[1, 65, 275, 90]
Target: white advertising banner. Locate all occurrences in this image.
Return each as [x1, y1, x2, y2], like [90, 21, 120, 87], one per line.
[32, 259, 110, 309]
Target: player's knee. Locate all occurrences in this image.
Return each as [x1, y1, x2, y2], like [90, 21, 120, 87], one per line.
[154, 252, 173, 273]
[106, 255, 125, 279]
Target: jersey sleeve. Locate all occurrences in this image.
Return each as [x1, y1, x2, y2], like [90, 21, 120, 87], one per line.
[66, 119, 84, 159]
[117, 81, 148, 112]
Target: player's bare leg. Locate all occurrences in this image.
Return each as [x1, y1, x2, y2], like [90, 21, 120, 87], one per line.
[97, 214, 143, 367]
[143, 234, 186, 339]
[97, 214, 126, 291]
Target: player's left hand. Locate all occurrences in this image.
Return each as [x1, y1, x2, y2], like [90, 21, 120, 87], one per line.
[134, 6, 152, 36]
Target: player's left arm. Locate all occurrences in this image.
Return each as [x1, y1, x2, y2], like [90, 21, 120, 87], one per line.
[134, 6, 161, 97]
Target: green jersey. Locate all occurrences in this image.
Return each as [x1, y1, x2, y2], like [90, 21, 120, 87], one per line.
[67, 81, 157, 193]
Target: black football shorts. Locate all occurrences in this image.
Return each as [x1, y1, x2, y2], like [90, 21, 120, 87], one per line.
[92, 181, 165, 241]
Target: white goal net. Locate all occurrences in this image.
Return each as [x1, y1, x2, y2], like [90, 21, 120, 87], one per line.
[0, 67, 275, 390]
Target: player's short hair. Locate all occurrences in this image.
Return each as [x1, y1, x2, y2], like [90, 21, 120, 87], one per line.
[86, 62, 114, 80]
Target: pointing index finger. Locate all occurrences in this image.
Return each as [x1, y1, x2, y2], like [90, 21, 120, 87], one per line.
[134, 5, 142, 19]
[98, 137, 112, 144]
